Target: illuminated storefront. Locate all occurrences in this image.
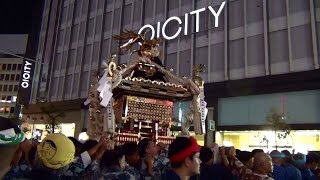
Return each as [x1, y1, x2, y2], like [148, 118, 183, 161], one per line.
[22, 123, 76, 141]
[216, 130, 320, 153]
[208, 89, 320, 152]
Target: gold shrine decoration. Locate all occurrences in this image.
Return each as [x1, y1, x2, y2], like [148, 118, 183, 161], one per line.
[124, 95, 173, 124]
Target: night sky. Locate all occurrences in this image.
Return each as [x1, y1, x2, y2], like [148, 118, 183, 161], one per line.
[0, 0, 43, 34]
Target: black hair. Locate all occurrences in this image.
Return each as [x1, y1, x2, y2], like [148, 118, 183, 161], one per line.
[306, 152, 320, 164]
[100, 149, 124, 169]
[138, 138, 152, 157]
[252, 149, 264, 156]
[80, 139, 98, 153]
[0, 116, 20, 133]
[235, 149, 241, 156]
[237, 151, 253, 163]
[199, 147, 213, 165]
[281, 150, 291, 157]
[122, 142, 139, 156]
[68, 137, 82, 147]
[168, 137, 193, 168]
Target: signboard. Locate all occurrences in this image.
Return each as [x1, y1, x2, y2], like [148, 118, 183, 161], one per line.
[138, 1, 226, 41]
[18, 59, 35, 105]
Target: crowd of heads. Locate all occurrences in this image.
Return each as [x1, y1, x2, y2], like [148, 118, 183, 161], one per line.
[1, 116, 320, 180]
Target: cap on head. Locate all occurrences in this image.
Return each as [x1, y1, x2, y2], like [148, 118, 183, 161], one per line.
[37, 133, 75, 169]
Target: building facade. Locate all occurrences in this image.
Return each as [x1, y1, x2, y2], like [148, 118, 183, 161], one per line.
[0, 35, 29, 118]
[31, 0, 320, 146]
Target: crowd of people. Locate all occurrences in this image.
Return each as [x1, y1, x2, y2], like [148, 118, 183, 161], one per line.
[1, 118, 320, 180]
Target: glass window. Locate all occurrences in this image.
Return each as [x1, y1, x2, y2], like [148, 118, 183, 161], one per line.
[104, 12, 112, 32]
[2, 64, 6, 70]
[195, 46, 208, 81]
[14, 85, 18, 92]
[1, 96, 5, 100]
[179, 50, 191, 77]
[169, 0, 178, 10]
[113, 9, 121, 31]
[65, 27, 71, 45]
[76, 47, 83, 66]
[123, 4, 132, 26]
[82, 0, 89, 14]
[268, 0, 286, 19]
[95, 15, 103, 35]
[8, 85, 13, 92]
[6, 96, 11, 101]
[0, 107, 4, 113]
[134, 0, 142, 22]
[62, 51, 68, 69]
[291, 25, 313, 59]
[7, 64, 12, 70]
[5, 74, 9, 81]
[10, 107, 15, 113]
[210, 42, 225, 71]
[90, 0, 97, 12]
[246, 0, 263, 23]
[17, 64, 22, 70]
[84, 45, 92, 65]
[5, 107, 10, 113]
[73, 73, 79, 94]
[16, 74, 20, 81]
[165, 53, 177, 75]
[98, 0, 104, 9]
[230, 39, 245, 69]
[50, 78, 59, 97]
[71, 24, 79, 43]
[106, 0, 113, 6]
[87, 18, 94, 37]
[289, 0, 310, 14]
[144, 0, 153, 17]
[58, 77, 64, 97]
[3, 85, 8, 91]
[101, 39, 109, 60]
[75, 0, 82, 17]
[92, 42, 100, 67]
[0, 85, 2, 91]
[67, 49, 76, 68]
[80, 71, 89, 91]
[10, 74, 15, 81]
[68, 3, 74, 21]
[156, 0, 165, 15]
[55, 53, 63, 71]
[64, 75, 73, 95]
[61, 7, 68, 23]
[0, 74, 4, 80]
[12, 64, 17, 70]
[229, 0, 244, 28]
[248, 35, 265, 66]
[58, 30, 65, 46]
[269, 30, 289, 63]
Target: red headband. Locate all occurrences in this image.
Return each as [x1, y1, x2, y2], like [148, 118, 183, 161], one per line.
[169, 136, 201, 163]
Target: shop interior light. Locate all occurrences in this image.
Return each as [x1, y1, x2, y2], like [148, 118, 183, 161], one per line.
[78, 132, 89, 143]
[223, 141, 234, 147]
